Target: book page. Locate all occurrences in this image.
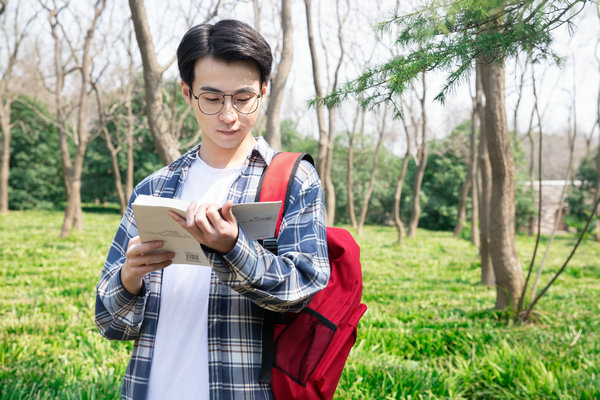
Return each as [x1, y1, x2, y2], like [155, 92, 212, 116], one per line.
[132, 195, 281, 265]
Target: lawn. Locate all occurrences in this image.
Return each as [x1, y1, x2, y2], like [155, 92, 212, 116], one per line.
[1, 209, 599, 399]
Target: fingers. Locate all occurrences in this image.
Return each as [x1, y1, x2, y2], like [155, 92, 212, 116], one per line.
[122, 236, 174, 295]
[169, 202, 238, 254]
[220, 200, 235, 223]
[125, 237, 174, 272]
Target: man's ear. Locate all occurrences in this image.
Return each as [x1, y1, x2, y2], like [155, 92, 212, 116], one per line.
[261, 82, 268, 97]
[181, 81, 192, 106]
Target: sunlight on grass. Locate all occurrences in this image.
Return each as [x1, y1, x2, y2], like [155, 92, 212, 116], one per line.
[1, 211, 599, 399]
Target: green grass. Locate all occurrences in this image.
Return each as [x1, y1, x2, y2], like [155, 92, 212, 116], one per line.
[1, 210, 599, 399]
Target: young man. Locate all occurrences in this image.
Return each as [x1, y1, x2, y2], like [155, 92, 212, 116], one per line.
[95, 20, 329, 400]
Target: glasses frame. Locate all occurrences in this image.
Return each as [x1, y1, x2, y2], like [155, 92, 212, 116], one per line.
[189, 87, 262, 116]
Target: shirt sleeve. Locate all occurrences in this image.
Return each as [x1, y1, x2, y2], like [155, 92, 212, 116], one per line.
[94, 187, 150, 341]
[205, 160, 330, 313]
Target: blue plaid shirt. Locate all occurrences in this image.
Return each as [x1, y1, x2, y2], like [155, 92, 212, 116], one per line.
[95, 137, 329, 400]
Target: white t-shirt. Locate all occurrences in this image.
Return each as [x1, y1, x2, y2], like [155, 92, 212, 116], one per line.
[147, 156, 244, 399]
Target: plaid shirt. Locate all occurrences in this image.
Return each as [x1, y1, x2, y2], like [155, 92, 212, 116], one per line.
[95, 137, 329, 400]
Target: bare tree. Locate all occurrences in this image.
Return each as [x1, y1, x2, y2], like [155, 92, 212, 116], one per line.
[407, 73, 428, 237]
[529, 77, 578, 302]
[264, 0, 293, 150]
[128, 0, 221, 165]
[128, 0, 180, 165]
[0, 4, 37, 214]
[40, 0, 107, 238]
[346, 104, 364, 229]
[477, 63, 494, 286]
[512, 57, 528, 140]
[304, 0, 349, 224]
[480, 57, 524, 309]
[454, 74, 482, 240]
[470, 78, 481, 247]
[357, 107, 388, 236]
[595, 29, 600, 242]
[393, 102, 412, 245]
[93, 84, 127, 213]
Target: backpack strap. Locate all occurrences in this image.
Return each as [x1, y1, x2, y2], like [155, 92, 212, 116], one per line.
[255, 152, 315, 238]
[256, 151, 314, 384]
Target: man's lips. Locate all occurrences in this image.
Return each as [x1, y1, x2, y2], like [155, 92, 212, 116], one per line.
[217, 129, 238, 135]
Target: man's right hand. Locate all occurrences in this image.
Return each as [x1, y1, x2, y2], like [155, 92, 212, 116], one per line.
[120, 236, 174, 295]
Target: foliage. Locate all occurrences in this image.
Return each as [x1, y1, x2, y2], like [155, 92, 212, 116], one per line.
[8, 96, 65, 210]
[417, 130, 468, 231]
[565, 150, 599, 233]
[2, 211, 600, 398]
[318, 0, 588, 109]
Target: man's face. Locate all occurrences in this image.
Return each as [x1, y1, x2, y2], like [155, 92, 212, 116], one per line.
[183, 56, 265, 155]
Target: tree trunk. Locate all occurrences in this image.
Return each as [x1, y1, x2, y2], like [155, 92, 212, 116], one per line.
[0, 101, 10, 214]
[595, 134, 600, 241]
[346, 106, 363, 229]
[45, 0, 106, 237]
[324, 105, 336, 224]
[94, 87, 127, 214]
[126, 101, 135, 201]
[407, 74, 427, 237]
[394, 122, 411, 245]
[595, 71, 600, 242]
[129, 0, 180, 165]
[264, 0, 293, 151]
[477, 63, 494, 286]
[480, 58, 524, 310]
[470, 86, 481, 247]
[471, 166, 480, 247]
[454, 90, 480, 238]
[357, 108, 387, 235]
[304, 0, 327, 180]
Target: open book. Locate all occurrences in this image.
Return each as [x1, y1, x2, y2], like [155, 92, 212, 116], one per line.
[132, 195, 281, 265]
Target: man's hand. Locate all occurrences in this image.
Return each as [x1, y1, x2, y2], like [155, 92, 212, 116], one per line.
[169, 200, 238, 254]
[121, 236, 174, 295]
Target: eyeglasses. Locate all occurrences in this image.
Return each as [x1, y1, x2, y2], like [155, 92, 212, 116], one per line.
[189, 88, 262, 115]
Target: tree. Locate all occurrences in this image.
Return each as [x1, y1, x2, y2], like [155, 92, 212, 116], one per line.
[477, 64, 494, 286]
[320, 0, 589, 310]
[454, 74, 481, 243]
[528, 75, 579, 302]
[0, 3, 36, 214]
[128, 0, 221, 165]
[346, 103, 365, 229]
[407, 75, 428, 237]
[357, 106, 388, 235]
[304, 0, 349, 225]
[40, 0, 106, 237]
[264, 0, 293, 150]
[128, 0, 180, 165]
[393, 103, 412, 245]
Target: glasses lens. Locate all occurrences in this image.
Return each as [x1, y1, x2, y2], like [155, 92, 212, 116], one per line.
[232, 93, 259, 114]
[197, 92, 224, 115]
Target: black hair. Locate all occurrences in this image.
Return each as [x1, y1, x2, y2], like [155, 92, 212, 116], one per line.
[177, 19, 272, 90]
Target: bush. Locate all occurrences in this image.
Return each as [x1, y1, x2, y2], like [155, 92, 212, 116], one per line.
[8, 97, 65, 210]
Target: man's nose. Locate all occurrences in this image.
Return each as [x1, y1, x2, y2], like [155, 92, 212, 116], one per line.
[219, 97, 237, 123]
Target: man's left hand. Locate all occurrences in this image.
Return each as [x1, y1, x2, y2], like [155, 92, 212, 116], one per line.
[169, 200, 238, 254]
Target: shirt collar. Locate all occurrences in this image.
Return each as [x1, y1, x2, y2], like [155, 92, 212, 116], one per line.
[167, 136, 275, 172]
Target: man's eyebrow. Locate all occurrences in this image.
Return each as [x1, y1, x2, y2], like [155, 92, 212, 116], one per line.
[199, 86, 258, 93]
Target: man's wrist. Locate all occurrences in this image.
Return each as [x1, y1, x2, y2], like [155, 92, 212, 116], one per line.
[120, 264, 144, 296]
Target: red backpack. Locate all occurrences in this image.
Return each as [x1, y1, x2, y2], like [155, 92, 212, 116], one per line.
[256, 152, 368, 400]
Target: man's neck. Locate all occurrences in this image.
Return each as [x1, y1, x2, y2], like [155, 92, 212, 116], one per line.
[198, 136, 255, 169]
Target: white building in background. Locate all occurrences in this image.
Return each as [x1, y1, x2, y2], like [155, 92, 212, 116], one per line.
[526, 180, 582, 234]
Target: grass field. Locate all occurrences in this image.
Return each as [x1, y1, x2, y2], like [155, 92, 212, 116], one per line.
[1, 209, 599, 399]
